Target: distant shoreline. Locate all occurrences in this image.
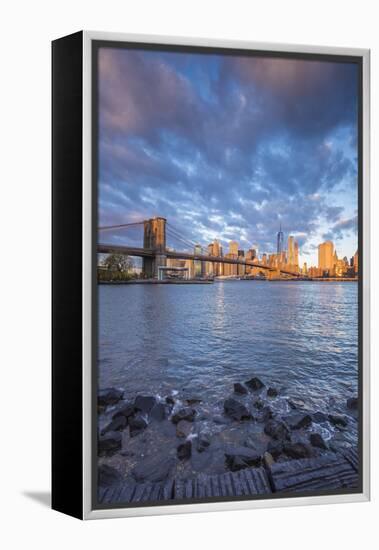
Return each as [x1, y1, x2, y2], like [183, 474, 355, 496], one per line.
[98, 278, 358, 285]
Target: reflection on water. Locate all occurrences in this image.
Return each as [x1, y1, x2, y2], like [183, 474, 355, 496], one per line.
[99, 281, 358, 426]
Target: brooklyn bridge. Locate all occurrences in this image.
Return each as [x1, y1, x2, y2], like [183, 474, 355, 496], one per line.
[97, 216, 301, 279]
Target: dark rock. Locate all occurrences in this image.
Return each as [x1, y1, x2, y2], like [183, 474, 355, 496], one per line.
[224, 398, 252, 421]
[177, 441, 192, 460]
[129, 414, 148, 437]
[213, 415, 228, 425]
[312, 411, 328, 423]
[283, 413, 312, 430]
[98, 464, 123, 487]
[185, 397, 202, 405]
[98, 431, 122, 456]
[98, 387, 124, 408]
[112, 401, 135, 420]
[134, 395, 157, 414]
[310, 432, 328, 450]
[267, 440, 284, 459]
[165, 395, 176, 406]
[283, 442, 313, 459]
[197, 434, 211, 453]
[245, 377, 265, 391]
[225, 446, 262, 471]
[287, 397, 306, 410]
[171, 407, 196, 424]
[234, 382, 248, 395]
[132, 456, 176, 483]
[267, 387, 278, 398]
[253, 399, 265, 410]
[264, 419, 290, 440]
[261, 406, 274, 422]
[150, 402, 167, 421]
[328, 414, 348, 427]
[100, 415, 127, 435]
[347, 397, 358, 410]
[176, 419, 193, 438]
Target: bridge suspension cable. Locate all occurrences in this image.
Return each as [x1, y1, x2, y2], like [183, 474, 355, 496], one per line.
[98, 221, 144, 232]
[166, 223, 208, 254]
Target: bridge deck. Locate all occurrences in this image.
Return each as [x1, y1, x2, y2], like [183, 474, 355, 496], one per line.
[98, 451, 359, 506]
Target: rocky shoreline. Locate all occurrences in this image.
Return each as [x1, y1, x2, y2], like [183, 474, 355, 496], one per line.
[97, 377, 359, 503]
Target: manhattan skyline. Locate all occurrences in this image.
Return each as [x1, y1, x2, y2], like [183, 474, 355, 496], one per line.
[98, 47, 359, 266]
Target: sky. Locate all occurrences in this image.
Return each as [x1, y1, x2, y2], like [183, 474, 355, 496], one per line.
[98, 46, 359, 266]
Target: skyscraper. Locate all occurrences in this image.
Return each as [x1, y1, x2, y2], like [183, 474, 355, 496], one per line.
[318, 241, 334, 271]
[288, 236, 295, 266]
[277, 224, 284, 254]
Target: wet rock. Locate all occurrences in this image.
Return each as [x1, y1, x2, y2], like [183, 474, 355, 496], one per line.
[132, 456, 176, 483]
[185, 397, 202, 406]
[267, 440, 284, 459]
[283, 442, 313, 459]
[225, 446, 262, 471]
[129, 414, 148, 437]
[234, 382, 248, 395]
[263, 451, 275, 468]
[267, 387, 278, 398]
[312, 411, 328, 423]
[245, 377, 265, 391]
[134, 395, 157, 414]
[287, 397, 306, 410]
[197, 434, 211, 453]
[261, 406, 274, 422]
[213, 415, 229, 425]
[171, 407, 196, 424]
[112, 401, 135, 420]
[224, 398, 252, 421]
[98, 431, 122, 456]
[165, 395, 176, 406]
[310, 432, 328, 450]
[176, 419, 193, 438]
[177, 441, 192, 460]
[264, 419, 290, 440]
[253, 398, 265, 410]
[98, 464, 123, 487]
[100, 415, 127, 435]
[284, 413, 312, 430]
[347, 397, 358, 410]
[328, 414, 348, 427]
[98, 387, 124, 409]
[150, 402, 167, 421]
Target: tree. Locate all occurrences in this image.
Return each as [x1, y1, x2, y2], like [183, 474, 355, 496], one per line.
[101, 253, 133, 273]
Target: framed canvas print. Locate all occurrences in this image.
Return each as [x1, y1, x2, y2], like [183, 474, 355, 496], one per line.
[52, 31, 370, 519]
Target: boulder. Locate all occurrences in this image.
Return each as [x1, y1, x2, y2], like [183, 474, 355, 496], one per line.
[266, 440, 284, 459]
[134, 395, 157, 414]
[245, 377, 265, 391]
[131, 456, 176, 483]
[328, 414, 348, 427]
[176, 419, 193, 438]
[347, 397, 358, 410]
[100, 415, 127, 435]
[312, 411, 328, 423]
[98, 431, 122, 456]
[264, 419, 290, 440]
[283, 413, 312, 430]
[177, 441, 192, 460]
[287, 397, 306, 410]
[150, 403, 167, 421]
[129, 414, 148, 437]
[253, 399, 265, 410]
[234, 382, 248, 395]
[225, 446, 262, 471]
[98, 387, 124, 408]
[261, 406, 274, 422]
[171, 407, 196, 424]
[224, 398, 252, 421]
[197, 434, 211, 453]
[267, 387, 278, 398]
[112, 401, 135, 420]
[165, 395, 176, 406]
[185, 397, 202, 405]
[98, 464, 123, 487]
[283, 442, 313, 459]
[310, 432, 328, 450]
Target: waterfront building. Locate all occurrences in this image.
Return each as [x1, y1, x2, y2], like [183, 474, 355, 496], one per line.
[277, 224, 284, 254]
[318, 240, 334, 273]
[294, 241, 299, 271]
[302, 262, 308, 275]
[194, 243, 203, 278]
[354, 250, 359, 274]
[238, 250, 245, 276]
[288, 236, 295, 266]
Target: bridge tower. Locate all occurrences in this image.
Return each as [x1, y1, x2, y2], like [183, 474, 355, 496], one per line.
[142, 217, 167, 278]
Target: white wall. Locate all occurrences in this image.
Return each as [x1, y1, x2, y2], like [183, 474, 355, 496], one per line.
[1, 1, 377, 548]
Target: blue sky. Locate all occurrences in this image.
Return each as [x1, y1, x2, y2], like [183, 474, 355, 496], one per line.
[98, 47, 358, 266]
